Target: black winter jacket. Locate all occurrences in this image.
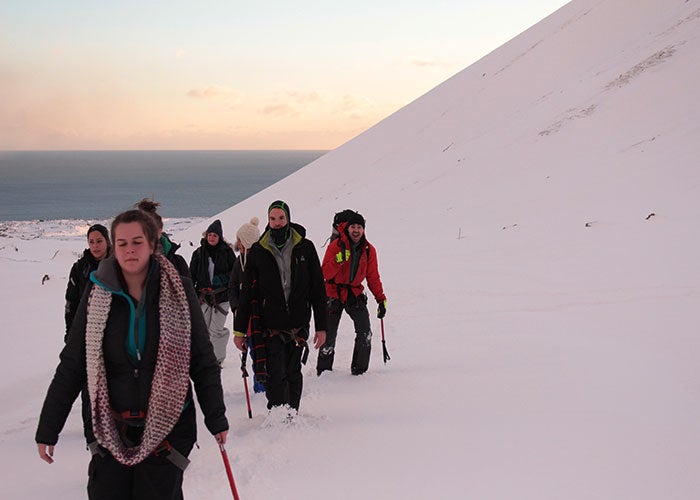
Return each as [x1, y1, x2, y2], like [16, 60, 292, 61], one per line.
[233, 223, 327, 334]
[65, 249, 108, 336]
[36, 256, 228, 451]
[189, 239, 236, 305]
[161, 234, 191, 279]
[227, 255, 245, 312]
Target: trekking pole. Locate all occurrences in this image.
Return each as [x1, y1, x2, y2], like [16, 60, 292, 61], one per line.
[380, 318, 391, 363]
[240, 351, 252, 419]
[219, 443, 241, 500]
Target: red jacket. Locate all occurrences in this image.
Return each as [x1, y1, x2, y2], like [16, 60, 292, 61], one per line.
[322, 222, 386, 304]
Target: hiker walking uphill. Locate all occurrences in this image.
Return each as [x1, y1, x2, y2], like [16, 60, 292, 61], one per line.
[36, 209, 228, 499]
[65, 224, 111, 339]
[228, 217, 261, 314]
[228, 216, 265, 393]
[233, 200, 327, 413]
[190, 219, 236, 365]
[317, 210, 387, 376]
[64, 223, 111, 446]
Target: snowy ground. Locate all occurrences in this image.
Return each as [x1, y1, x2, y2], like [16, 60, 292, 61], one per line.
[2, 0, 700, 498]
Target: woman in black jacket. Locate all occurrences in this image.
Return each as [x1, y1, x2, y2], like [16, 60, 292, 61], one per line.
[228, 216, 265, 393]
[64, 223, 112, 446]
[64, 223, 111, 338]
[36, 209, 228, 500]
[189, 219, 236, 365]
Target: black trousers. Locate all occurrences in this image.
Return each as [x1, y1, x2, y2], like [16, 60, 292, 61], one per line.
[317, 296, 372, 375]
[265, 333, 304, 410]
[87, 451, 187, 500]
[86, 405, 196, 499]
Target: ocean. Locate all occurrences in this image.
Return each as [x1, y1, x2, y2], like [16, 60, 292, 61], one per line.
[0, 150, 326, 222]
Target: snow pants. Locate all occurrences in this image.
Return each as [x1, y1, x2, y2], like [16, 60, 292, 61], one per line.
[201, 301, 230, 364]
[317, 295, 372, 375]
[264, 332, 305, 410]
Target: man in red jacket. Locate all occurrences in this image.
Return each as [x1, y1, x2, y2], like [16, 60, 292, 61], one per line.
[318, 210, 387, 376]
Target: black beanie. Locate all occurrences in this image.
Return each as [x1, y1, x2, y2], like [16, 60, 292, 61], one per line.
[206, 219, 223, 239]
[347, 211, 365, 228]
[87, 224, 110, 244]
[268, 200, 291, 222]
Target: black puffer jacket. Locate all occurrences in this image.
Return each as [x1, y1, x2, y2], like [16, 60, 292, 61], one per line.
[65, 249, 107, 336]
[161, 234, 191, 278]
[227, 255, 245, 312]
[189, 239, 236, 305]
[233, 223, 327, 334]
[36, 256, 228, 451]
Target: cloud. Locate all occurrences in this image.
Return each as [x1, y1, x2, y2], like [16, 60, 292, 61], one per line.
[186, 85, 238, 99]
[410, 59, 451, 68]
[333, 94, 372, 115]
[259, 103, 298, 117]
[258, 91, 324, 116]
[257, 90, 375, 119]
[287, 91, 322, 105]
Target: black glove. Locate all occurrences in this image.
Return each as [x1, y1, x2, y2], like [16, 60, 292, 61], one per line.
[377, 300, 386, 319]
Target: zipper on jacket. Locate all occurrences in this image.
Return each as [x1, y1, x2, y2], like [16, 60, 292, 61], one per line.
[133, 301, 143, 378]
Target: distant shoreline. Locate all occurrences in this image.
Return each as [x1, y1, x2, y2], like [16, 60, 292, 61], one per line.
[0, 150, 328, 221]
[0, 217, 205, 241]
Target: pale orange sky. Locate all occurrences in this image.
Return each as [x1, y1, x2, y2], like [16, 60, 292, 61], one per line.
[0, 1, 569, 150]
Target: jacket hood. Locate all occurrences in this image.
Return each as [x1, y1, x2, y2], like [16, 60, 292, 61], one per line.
[90, 255, 158, 293]
[82, 246, 111, 264]
[161, 234, 180, 257]
[82, 248, 100, 266]
[199, 237, 230, 252]
[259, 222, 306, 251]
[90, 256, 123, 293]
[262, 221, 306, 238]
[337, 221, 367, 248]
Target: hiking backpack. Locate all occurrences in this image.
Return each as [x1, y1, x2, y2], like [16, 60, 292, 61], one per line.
[330, 209, 360, 242]
[324, 209, 370, 261]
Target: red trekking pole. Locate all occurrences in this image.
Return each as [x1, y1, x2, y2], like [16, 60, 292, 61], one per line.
[380, 318, 391, 363]
[219, 443, 241, 500]
[240, 350, 252, 419]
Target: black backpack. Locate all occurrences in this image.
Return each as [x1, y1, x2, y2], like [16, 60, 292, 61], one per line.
[324, 209, 370, 260]
[330, 209, 359, 242]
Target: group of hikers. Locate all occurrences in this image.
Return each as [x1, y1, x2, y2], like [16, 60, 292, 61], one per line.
[35, 198, 387, 499]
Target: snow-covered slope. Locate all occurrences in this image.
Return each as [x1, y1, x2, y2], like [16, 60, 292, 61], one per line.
[3, 1, 699, 498]
[195, 0, 698, 245]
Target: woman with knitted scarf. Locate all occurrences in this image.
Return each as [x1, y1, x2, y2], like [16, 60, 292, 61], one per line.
[36, 210, 228, 499]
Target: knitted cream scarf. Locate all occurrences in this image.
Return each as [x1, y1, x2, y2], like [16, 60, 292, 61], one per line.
[86, 254, 191, 466]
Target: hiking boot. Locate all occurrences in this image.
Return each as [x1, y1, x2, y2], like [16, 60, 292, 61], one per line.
[316, 349, 335, 376]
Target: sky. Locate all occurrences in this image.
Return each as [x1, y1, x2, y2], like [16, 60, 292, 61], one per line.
[2, 0, 699, 498]
[0, 0, 568, 150]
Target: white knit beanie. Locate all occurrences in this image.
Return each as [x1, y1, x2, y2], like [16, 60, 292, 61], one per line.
[236, 217, 261, 250]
